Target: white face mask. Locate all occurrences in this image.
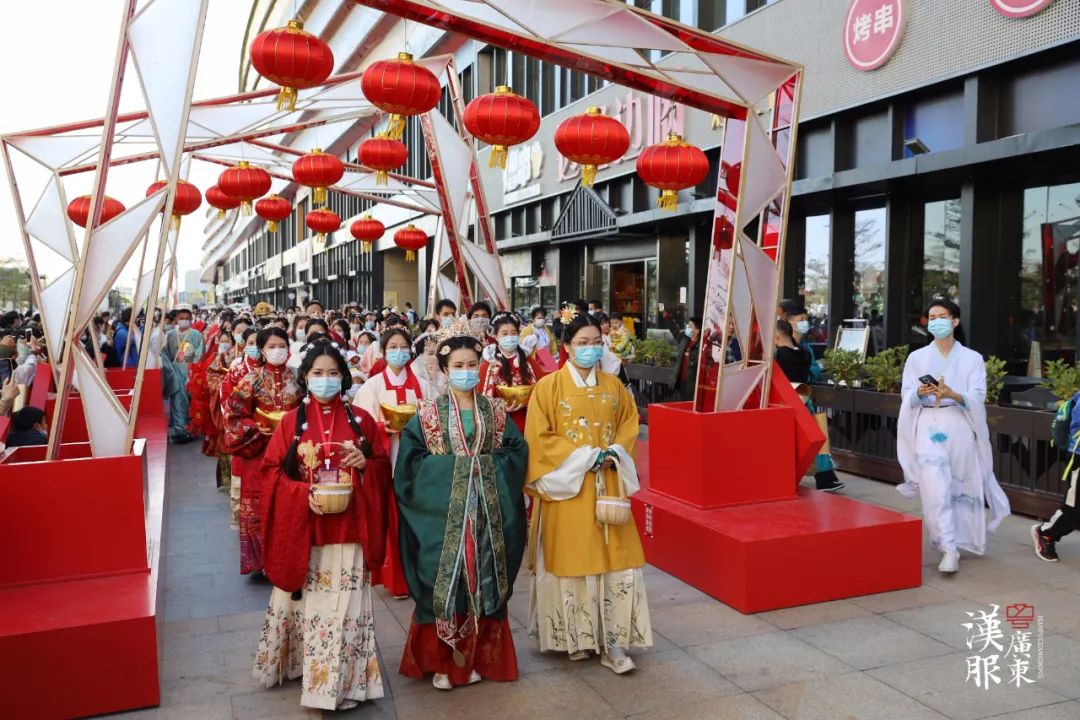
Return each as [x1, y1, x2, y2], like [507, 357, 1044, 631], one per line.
[263, 347, 289, 366]
[218, 342, 233, 354]
[533, 318, 546, 328]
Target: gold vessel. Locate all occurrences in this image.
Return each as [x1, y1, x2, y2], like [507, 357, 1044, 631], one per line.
[380, 402, 417, 432]
[256, 407, 286, 431]
[496, 385, 533, 406]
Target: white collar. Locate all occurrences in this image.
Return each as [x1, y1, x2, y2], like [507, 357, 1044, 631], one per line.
[566, 362, 598, 387]
[386, 365, 408, 385]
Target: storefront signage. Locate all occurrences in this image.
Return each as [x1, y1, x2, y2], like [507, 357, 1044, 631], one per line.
[503, 141, 543, 205]
[990, 0, 1056, 18]
[843, 0, 906, 72]
[557, 90, 684, 182]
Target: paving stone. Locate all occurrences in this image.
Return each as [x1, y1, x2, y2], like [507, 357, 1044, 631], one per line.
[885, 600, 993, 651]
[624, 693, 786, 720]
[161, 616, 218, 640]
[570, 647, 742, 716]
[650, 599, 775, 647]
[688, 631, 854, 692]
[866, 651, 1066, 720]
[791, 615, 954, 671]
[218, 608, 269, 633]
[984, 701, 1080, 720]
[642, 571, 711, 608]
[848, 584, 963, 614]
[753, 671, 948, 720]
[1033, 634, 1080, 701]
[758, 599, 873, 630]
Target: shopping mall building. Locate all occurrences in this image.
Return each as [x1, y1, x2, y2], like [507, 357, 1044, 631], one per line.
[203, 0, 1079, 372]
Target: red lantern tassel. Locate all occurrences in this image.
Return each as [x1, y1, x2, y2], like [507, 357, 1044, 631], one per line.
[313, 187, 327, 206]
[376, 170, 389, 186]
[216, 209, 226, 220]
[268, 220, 280, 232]
[405, 249, 416, 262]
[581, 164, 597, 187]
[171, 215, 181, 232]
[658, 189, 678, 211]
[241, 201, 253, 216]
[361, 241, 372, 254]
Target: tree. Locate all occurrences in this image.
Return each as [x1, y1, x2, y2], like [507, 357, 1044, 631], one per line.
[0, 258, 30, 312]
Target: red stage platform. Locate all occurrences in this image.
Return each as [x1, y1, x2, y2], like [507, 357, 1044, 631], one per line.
[631, 369, 922, 614]
[0, 374, 167, 719]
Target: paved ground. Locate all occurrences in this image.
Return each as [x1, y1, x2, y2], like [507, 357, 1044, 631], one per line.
[116, 440, 1080, 720]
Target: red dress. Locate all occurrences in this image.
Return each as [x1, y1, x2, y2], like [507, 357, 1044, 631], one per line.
[478, 352, 544, 433]
[223, 364, 301, 574]
[259, 397, 391, 591]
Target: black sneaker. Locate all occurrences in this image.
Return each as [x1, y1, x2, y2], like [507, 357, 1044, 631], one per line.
[1032, 524, 1059, 562]
[815, 470, 845, 493]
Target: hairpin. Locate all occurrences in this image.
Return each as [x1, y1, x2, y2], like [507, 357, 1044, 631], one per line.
[559, 305, 579, 324]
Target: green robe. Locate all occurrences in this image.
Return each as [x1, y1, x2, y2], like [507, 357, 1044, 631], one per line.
[394, 393, 528, 630]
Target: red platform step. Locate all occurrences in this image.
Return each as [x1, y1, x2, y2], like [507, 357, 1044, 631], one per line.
[631, 365, 923, 613]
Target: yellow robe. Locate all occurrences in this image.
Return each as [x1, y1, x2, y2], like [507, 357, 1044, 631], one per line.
[524, 364, 644, 577]
[520, 323, 559, 357]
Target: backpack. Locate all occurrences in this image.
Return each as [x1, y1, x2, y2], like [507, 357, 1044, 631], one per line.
[1052, 391, 1080, 454]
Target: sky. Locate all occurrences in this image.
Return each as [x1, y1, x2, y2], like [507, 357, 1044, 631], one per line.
[0, 0, 258, 294]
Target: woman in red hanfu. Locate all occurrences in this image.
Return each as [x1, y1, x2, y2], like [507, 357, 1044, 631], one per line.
[352, 327, 430, 598]
[222, 324, 260, 527]
[187, 323, 235, 488]
[224, 327, 301, 574]
[478, 311, 543, 433]
[253, 338, 390, 711]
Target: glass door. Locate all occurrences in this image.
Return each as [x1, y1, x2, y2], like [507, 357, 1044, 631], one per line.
[609, 261, 646, 338]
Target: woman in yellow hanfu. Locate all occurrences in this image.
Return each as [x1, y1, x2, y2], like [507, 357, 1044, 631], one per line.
[523, 309, 652, 675]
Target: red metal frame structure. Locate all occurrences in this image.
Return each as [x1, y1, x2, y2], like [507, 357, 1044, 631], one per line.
[4, 0, 801, 462]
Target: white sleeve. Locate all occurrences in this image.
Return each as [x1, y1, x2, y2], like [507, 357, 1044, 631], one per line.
[528, 445, 600, 501]
[608, 444, 640, 496]
[520, 333, 539, 354]
[601, 349, 622, 374]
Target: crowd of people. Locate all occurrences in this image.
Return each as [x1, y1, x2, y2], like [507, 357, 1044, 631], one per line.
[149, 297, 649, 711]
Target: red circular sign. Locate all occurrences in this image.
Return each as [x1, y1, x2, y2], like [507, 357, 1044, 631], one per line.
[844, 0, 906, 72]
[991, 0, 1056, 18]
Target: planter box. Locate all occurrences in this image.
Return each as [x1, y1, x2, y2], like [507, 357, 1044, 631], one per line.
[852, 389, 902, 417]
[811, 383, 853, 413]
[626, 362, 678, 385]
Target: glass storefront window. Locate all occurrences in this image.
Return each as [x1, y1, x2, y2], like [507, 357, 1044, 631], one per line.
[923, 199, 961, 305]
[854, 207, 886, 322]
[802, 214, 831, 348]
[1020, 182, 1080, 365]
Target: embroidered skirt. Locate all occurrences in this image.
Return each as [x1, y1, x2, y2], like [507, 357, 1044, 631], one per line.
[252, 543, 384, 710]
[229, 456, 241, 530]
[528, 567, 653, 654]
[399, 614, 518, 685]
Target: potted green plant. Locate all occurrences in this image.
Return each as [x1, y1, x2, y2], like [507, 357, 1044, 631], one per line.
[820, 347, 863, 388]
[625, 337, 679, 384]
[984, 356, 1007, 405]
[862, 345, 909, 393]
[1040, 359, 1080, 403]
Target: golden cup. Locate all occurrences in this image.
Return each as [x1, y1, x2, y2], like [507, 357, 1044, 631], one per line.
[380, 402, 417, 432]
[496, 385, 533, 406]
[256, 407, 286, 432]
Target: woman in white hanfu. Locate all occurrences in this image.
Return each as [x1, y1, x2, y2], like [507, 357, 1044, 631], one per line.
[897, 299, 1011, 574]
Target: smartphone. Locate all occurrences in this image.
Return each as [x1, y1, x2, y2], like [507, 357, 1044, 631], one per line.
[919, 375, 939, 387]
[0, 358, 14, 376]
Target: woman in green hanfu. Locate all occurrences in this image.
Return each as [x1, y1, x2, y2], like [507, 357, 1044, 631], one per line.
[394, 322, 529, 691]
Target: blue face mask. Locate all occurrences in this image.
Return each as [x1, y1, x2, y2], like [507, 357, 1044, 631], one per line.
[795, 320, 810, 335]
[572, 345, 604, 369]
[448, 369, 480, 392]
[307, 376, 342, 400]
[927, 318, 954, 340]
[441, 316, 454, 328]
[498, 335, 520, 353]
[385, 348, 411, 368]
[244, 346, 261, 359]
[364, 321, 375, 330]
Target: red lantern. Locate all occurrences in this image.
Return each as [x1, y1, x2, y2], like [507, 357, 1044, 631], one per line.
[218, 161, 272, 215]
[554, 106, 630, 187]
[250, 19, 334, 112]
[636, 134, 710, 211]
[360, 52, 440, 140]
[357, 135, 407, 186]
[306, 207, 340, 245]
[393, 224, 427, 262]
[463, 85, 540, 169]
[205, 185, 240, 219]
[66, 195, 125, 228]
[255, 195, 292, 232]
[146, 179, 202, 230]
[350, 214, 384, 254]
[292, 149, 344, 207]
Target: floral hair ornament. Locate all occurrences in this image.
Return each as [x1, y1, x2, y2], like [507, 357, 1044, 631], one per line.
[559, 304, 579, 324]
[432, 315, 486, 356]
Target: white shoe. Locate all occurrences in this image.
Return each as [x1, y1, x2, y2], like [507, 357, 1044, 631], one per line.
[600, 647, 636, 674]
[467, 670, 482, 685]
[432, 673, 452, 690]
[938, 550, 959, 573]
[568, 650, 591, 662]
